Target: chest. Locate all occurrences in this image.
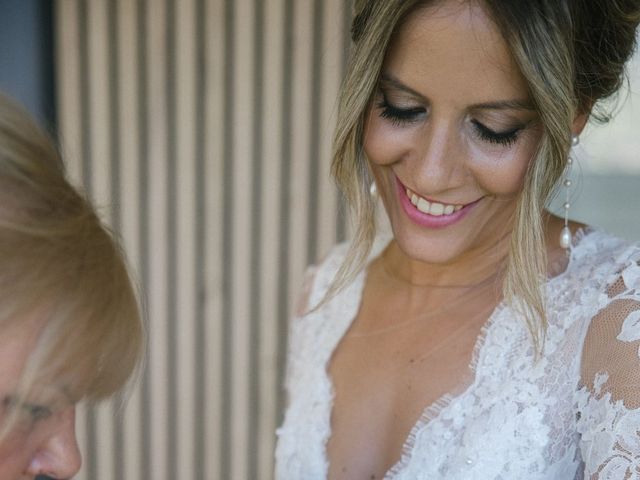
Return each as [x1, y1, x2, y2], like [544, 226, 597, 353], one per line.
[284, 300, 588, 480]
[325, 292, 499, 479]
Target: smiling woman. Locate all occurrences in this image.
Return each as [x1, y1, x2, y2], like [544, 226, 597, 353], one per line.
[364, 4, 545, 269]
[0, 93, 143, 479]
[275, 1, 640, 479]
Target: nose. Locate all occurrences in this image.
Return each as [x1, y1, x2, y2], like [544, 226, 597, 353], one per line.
[26, 406, 82, 479]
[414, 119, 461, 190]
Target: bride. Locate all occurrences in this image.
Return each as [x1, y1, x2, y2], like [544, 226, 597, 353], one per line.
[276, 1, 640, 479]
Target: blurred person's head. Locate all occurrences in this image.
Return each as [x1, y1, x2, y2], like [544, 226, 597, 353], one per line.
[0, 93, 143, 479]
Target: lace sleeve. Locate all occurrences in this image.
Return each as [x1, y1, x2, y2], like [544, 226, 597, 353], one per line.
[577, 251, 640, 479]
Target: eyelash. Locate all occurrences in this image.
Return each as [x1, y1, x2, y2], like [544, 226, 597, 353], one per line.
[377, 99, 425, 126]
[3, 396, 53, 422]
[377, 98, 523, 147]
[471, 120, 521, 147]
[27, 404, 53, 422]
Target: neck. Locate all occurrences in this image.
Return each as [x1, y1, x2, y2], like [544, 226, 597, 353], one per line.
[382, 232, 511, 289]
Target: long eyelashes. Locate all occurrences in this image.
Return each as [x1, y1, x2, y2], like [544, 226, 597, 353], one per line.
[471, 120, 521, 147]
[377, 98, 425, 126]
[377, 98, 523, 147]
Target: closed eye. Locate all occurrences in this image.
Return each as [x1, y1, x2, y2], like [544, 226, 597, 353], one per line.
[3, 395, 54, 422]
[471, 120, 522, 147]
[377, 97, 426, 126]
[26, 404, 53, 421]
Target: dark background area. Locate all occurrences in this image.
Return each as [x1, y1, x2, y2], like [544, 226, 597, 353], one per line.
[0, 0, 55, 129]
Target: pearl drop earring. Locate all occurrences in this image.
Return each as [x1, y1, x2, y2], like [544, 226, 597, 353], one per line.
[369, 181, 378, 197]
[560, 135, 579, 249]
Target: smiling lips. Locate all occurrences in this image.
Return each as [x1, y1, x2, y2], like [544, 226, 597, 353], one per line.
[395, 177, 479, 228]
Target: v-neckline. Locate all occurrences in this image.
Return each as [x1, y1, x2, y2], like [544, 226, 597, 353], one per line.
[321, 228, 592, 479]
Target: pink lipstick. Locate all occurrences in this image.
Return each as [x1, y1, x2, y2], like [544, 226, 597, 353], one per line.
[396, 177, 479, 229]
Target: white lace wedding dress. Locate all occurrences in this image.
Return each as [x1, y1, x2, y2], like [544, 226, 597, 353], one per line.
[275, 229, 640, 479]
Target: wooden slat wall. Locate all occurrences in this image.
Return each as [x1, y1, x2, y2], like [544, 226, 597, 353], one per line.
[54, 1, 352, 479]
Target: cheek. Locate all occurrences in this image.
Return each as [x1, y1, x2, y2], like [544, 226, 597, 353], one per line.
[363, 114, 414, 166]
[470, 137, 539, 197]
[0, 432, 34, 474]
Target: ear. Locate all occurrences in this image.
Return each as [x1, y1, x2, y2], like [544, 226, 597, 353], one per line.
[571, 111, 590, 137]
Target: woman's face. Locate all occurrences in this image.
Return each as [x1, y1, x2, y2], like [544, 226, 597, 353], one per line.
[364, 0, 542, 265]
[0, 314, 81, 479]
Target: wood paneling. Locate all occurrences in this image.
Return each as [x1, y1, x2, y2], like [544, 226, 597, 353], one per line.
[54, 1, 352, 478]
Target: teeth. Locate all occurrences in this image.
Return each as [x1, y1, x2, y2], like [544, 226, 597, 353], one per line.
[405, 186, 463, 216]
[417, 197, 430, 213]
[429, 202, 444, 216]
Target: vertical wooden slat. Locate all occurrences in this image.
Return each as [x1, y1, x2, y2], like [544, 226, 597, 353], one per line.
[203, 0, 225, 477]
[338, 0, 354, 243]
[55, 0, 82, 181]
[230, 0, 254, 477]
[193, 0, 208, 477]
[146, 1, 169, 479]
[318, 0, 347, 257]
[288, 1, 313, 310]
[106, 0, 125, 475]
[164, 0, 179, 477]
[115, 0, 143, 478]
[257, 0, 285, 477]
[275, 0, 295, 433]
[249, 0, 266, 477]
[87, 3, 115, 478]
[175, 0, 197, 476]
[77, 0, 92, 197]
[220, 0, 235, 477]
[306, 0, 324, 265]
[135, 1, 152, 477]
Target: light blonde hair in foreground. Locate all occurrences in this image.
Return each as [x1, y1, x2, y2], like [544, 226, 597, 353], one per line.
[329, 0, 639, 351]
[0, 93, 143, 430]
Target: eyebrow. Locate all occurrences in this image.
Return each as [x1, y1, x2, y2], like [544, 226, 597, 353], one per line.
[379, 73, 536, 111]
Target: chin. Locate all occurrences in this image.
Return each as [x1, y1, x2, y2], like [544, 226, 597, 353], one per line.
[389, 219, 472, 265]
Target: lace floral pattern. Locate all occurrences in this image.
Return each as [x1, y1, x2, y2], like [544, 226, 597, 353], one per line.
[576, 246, 640, 480]
[576, 373, 640, 479]
[275, 230, 640, 479]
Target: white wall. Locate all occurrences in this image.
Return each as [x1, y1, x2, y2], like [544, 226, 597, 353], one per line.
[552, 35, 640, 241]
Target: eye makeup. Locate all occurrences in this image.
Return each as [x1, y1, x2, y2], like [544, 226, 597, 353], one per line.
[375, 89, 529, 148]
[377, 94, 425, 126]
[470, 119, 523, 147]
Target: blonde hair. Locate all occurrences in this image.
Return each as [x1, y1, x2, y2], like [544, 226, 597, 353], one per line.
[330, 0, 640, 349]
[0, 93, 143, 416]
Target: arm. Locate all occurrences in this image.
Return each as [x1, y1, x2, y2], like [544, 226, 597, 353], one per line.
[577, 253, 640, 479]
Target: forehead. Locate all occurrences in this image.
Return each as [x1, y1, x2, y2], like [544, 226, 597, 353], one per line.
[383, 1, 529, 105]
[0, 313, 75, 404]
[0, 314, 43, 383]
